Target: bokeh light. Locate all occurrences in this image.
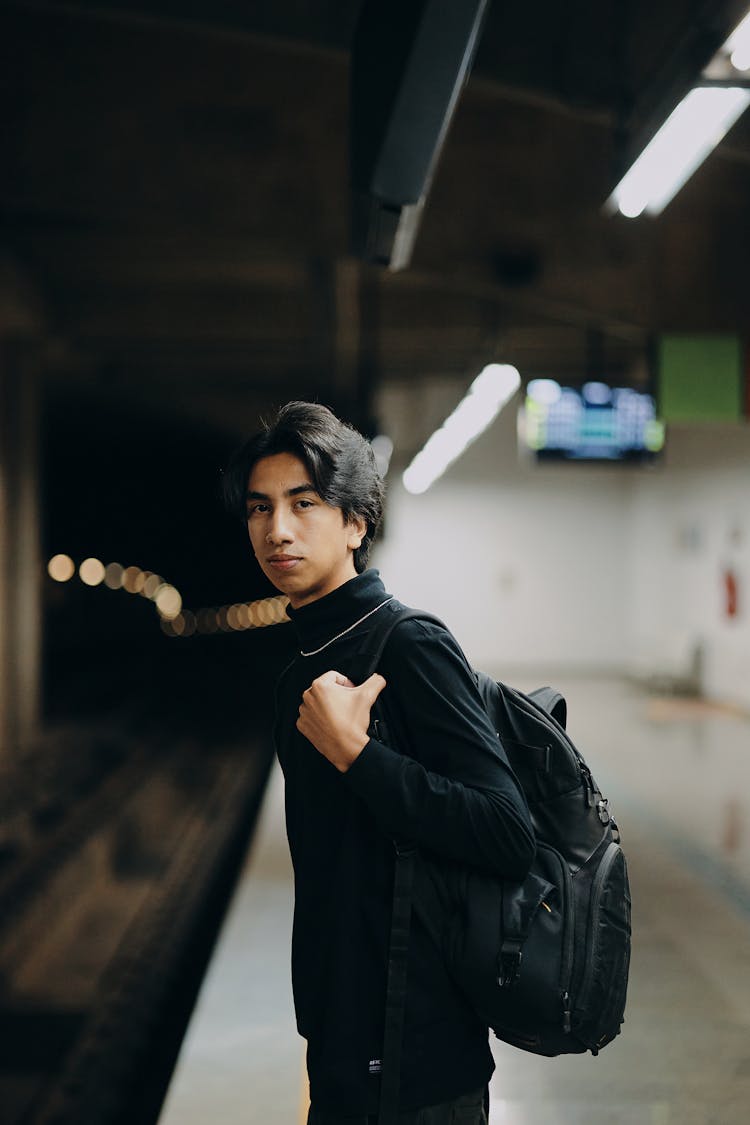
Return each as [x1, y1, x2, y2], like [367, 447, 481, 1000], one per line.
[196, 609, 218, 634]
[79, 558, 105, 586]
[155, 584, 182, 619]
[104, 562, 124, 590]
[122, 566, 145, 594]
[48, 554, 75, 582]
[54, 549, 289, 640]
[143, 573, 163, 599]
[181, 611, 197, 637]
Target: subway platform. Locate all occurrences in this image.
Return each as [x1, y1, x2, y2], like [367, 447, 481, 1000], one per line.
[159, 675, 750, 1125]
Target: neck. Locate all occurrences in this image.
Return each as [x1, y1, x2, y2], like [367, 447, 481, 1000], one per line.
[285, 570, 389, 653]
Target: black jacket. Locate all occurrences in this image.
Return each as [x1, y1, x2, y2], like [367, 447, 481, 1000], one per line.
[275, 570, 534, 1114]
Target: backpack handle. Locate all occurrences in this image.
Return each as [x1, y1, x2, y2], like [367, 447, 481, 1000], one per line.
[527, 686, 567, 730]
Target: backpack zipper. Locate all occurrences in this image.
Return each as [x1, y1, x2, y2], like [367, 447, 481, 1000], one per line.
[538, 841, 575, 1034]
[576, 841, 621, 1010]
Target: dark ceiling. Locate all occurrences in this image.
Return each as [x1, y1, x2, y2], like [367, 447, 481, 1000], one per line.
[2, 0, 750, 451]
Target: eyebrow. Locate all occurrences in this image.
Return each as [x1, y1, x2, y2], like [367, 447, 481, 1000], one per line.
[245, 483, 318, 503]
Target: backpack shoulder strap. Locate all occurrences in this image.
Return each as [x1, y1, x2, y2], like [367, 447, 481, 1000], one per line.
[352, 603, 447, 683]
[356, 604, 442, 1125]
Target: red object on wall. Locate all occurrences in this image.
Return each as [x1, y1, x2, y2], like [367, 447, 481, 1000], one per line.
[724, 568, 739, 619]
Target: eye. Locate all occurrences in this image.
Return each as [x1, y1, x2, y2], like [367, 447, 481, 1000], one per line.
[295, 498, 315, 510]
[246, 503, 269, 518]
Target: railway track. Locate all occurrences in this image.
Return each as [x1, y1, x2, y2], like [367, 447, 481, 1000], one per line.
[0, 721, 273, 1125]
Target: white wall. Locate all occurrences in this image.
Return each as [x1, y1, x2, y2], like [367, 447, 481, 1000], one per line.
[374, 384, 750, 708]
[627, 424, 750, 710]
[373, 392, 632, 677]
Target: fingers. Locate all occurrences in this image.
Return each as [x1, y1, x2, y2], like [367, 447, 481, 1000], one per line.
[306, 670, 354, 692]
[362, 672, 387, 701]
[303, 671, 386, 699]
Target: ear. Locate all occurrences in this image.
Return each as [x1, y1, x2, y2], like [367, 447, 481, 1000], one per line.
[347, 513, 367, 549]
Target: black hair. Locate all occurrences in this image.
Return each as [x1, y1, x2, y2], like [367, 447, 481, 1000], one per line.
[222, 401, 386, 573]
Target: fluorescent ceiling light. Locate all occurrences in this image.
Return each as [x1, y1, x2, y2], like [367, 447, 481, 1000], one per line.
[402, 364, 521, 494]
[370, 433, 394, 478]
[727, 10, 750, 71]
[609, 85, 750, 218]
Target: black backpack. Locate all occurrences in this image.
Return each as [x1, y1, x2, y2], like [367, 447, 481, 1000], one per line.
[360, 607, 632, 1125]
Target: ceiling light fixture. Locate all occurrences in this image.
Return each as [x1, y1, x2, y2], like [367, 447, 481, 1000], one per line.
[402, 364, 521, 494]
[370, 433, 394, 478]
[728, 10, 750, 71]
[608, 8, 750, 219]
[608, 85, 750, 218]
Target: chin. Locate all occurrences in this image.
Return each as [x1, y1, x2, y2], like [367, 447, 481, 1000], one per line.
[269, 575, 307, 602]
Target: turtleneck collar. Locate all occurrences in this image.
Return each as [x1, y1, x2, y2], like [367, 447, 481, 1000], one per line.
[285, 569, 390, 654]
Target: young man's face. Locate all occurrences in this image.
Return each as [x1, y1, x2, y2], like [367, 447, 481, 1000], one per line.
[246, 451, 366, 609]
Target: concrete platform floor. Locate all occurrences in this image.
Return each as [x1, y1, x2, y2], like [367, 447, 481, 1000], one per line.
[159, 676, 750, 1125]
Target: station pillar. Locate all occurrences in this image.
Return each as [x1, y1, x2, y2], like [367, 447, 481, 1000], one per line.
[0, 352, 42, 762]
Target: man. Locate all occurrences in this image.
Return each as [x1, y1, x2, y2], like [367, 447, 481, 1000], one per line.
[223, 401, 534, 1125]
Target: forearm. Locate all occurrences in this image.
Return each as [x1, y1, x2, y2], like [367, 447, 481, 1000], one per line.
[344, 738, 535, 880]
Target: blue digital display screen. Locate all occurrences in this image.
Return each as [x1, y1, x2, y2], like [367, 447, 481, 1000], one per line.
[519, 381, 665, 462]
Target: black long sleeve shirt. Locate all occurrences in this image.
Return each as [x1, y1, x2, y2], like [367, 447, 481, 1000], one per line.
[275, 569, 534, 1114]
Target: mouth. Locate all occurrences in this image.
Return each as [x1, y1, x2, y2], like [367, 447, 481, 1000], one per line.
[267, 555, 302, 571]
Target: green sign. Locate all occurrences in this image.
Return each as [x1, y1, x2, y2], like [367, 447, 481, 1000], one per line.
[658, 335, 743, 422]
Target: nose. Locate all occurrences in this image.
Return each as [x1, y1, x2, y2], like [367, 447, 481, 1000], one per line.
[265, 509, 293, 546]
